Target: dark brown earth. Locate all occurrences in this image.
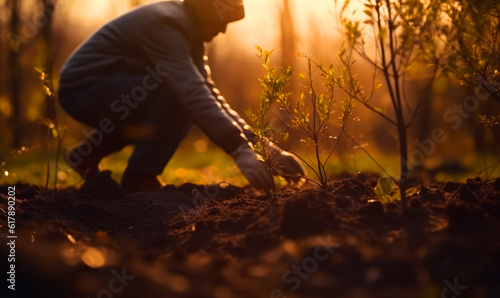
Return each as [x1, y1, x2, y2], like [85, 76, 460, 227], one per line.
[1, 172, 499, 298]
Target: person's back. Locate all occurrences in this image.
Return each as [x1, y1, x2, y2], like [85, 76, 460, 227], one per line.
[60, 1, 201, 90]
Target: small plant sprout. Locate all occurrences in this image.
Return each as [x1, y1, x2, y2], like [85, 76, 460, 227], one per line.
[373, 176, 418, 205]
[280, 53, 355, 189]
[36, 67, 67, 191]
[247, 46, 356, 189]
[245, 46, 293, 194]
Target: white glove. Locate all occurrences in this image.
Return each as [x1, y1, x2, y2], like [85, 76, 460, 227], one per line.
[231, 143, 274, 191]
[266, 142, 306, 183]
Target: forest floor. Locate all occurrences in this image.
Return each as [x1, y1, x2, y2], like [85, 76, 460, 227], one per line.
[1, 172, 499, 298]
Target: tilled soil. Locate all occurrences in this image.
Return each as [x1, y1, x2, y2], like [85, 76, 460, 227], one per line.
[0, 172, 499, 298]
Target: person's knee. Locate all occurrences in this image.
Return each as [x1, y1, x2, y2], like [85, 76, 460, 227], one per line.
[65, 140, 94, 168]
[57, 88, 73, 114]
[58, 87, 90, 124]
[66, 149, 82, 167]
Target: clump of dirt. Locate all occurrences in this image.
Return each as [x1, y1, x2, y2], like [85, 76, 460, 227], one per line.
[1, 174, 499, 298]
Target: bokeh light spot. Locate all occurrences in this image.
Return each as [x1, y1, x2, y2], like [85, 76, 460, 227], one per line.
[175, 168, 188, 178]
[57, 171, 68, 181]
[81, 247, 106, 268]
[194, 138, 209, 152]
[66, 234, 77, 245]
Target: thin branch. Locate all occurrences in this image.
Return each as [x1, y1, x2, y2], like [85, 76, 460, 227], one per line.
[338, 86, 398, 126]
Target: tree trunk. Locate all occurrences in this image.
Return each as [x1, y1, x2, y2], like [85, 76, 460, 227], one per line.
[279, 0, 298, 139]
[280, 0, 295, 67]
[398, 117, 408, 208]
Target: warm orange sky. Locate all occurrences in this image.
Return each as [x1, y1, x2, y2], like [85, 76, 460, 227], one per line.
[61, 0, 365, 52]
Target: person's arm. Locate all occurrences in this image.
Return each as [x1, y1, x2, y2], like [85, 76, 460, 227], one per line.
[140, 23, 247, 154]
[201, 62, 256, 144]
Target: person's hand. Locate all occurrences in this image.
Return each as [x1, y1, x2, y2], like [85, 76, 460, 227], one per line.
[231, 143, 274, 191]
[266, 142, 306, 183]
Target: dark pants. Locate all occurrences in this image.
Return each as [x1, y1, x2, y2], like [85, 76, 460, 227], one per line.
[59, 72, 192, 176]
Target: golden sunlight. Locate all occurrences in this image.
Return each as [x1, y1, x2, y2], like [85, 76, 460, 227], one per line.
[68, 1, 113, 23]
[67, 0, 365, 46]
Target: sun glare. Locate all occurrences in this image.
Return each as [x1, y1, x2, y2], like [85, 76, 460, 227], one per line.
[70, 0, 364, 47]
[71, 1, 110, 22]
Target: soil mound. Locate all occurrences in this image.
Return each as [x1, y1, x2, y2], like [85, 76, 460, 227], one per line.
[1, 175, 499, 297]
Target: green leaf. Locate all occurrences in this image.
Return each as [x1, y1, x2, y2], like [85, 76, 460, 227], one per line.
[379, 28, 387, 39]
[255, 45, 263, 55]
[336, 76, 345, 88]
[392, 191, 401, 202]
[244, 108, 254, 119]
[340, 0, 350, 17]
[338, 48, 346, 59]
[282, 132, 289, 142]
[374, 107, 386, 115]
[406, 187, 418, 197]
[374, 177, 394, 196]
[51, 127, 59, 138]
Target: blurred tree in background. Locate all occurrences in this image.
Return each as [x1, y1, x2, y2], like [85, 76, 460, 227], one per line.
[36, 0, 57, 145]
[7, 0, 22, 148]
[0, 0, 6, 136]
[280, 0, 296, 84]
[416, 0, 500, 173]
[436, 0, 500, 103]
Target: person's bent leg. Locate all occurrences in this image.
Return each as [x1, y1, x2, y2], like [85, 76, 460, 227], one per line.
[59, 73, 157, 179]
[121, 96, 192, 193]
[65, 131, 132, 179]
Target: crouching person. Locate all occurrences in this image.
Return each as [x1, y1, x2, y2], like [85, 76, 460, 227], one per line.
[58, 0, 304, 193]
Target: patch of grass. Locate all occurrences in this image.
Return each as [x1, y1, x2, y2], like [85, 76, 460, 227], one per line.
[0, 137, 245, 188]
[1, 137, 498, 187]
